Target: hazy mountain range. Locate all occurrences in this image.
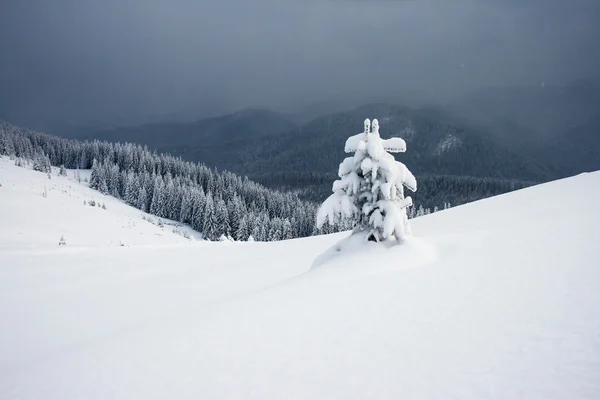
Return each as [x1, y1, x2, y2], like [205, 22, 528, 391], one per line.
[48, 80, 600, 205]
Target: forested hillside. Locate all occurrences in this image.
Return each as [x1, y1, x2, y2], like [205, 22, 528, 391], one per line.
[232, 103, 550, 180]
[83, 104, 550, 182]
[1, 119, 535, 239]
[79, 109, 296, 170]
[75, 103, 548, 207]
[0, 121, 320, 241]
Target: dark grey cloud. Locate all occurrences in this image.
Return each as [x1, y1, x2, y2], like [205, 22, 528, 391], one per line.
[1, 0, 599, 130]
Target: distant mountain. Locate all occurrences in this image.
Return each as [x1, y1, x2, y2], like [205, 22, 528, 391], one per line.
[227, 103, 549, 205]
[286, 90, 433, 125]
[546, 115, 600, 174]
[70, 103, 551, 206]
[229, 103, 551, 182]
[80, 109, 297, 169]
[446, 79, 600, 176]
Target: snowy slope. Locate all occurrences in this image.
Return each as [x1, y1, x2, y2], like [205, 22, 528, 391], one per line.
[0, 157, 200, 249]
[1, 157, 599, 399]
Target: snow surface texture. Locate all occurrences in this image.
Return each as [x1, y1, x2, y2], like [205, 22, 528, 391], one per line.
[1, 156, 600, 399]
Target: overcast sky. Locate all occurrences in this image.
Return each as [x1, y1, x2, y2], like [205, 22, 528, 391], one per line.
[1, 0, 599, 130]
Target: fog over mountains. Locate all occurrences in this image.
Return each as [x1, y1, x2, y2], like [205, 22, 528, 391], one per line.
[1, 0, 599, 133]
[42, 77, 589, 213]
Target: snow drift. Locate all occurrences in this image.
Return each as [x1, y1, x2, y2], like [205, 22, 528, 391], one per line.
[1, 157, 599, 399]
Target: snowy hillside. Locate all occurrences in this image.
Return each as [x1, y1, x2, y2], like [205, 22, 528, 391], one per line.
[0, 157, 200, 249]
[1, 157, 599, 399]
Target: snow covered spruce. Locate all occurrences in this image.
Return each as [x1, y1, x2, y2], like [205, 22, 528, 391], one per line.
[317, 118, 417, 243]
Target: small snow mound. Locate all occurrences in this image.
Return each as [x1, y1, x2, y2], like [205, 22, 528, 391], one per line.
[311, 231, 437, 273]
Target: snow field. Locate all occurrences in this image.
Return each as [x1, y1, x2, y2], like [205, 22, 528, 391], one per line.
[1, 156, 599, 399]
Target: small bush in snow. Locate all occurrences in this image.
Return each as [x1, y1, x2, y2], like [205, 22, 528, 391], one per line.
[59, 165, 67, 176]
[88, 199, 96, 206]
[172, 227, 191, 239]
[317, 118, 417, 243]
[58, 235, 67, 246]
[101, 202, 106, 210]
[33, 152, 51, 173]
[142, 215, 157, 225]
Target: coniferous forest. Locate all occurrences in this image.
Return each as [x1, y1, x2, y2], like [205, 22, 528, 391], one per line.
[1, 120, 532, 241]
[0, 121, 324, 241]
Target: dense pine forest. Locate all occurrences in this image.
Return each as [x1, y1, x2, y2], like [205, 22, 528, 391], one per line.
[0, 121, 323, 241]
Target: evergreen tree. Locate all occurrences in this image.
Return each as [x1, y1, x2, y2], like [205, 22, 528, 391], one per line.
[235, 215, 249, 241]
[202, 194, 219, 241]
[317, 118, 417, 242]
[251, 223, 262, 242]
[119, 170, 128, 199]
[79, 151, 88, 170]
[179, 189, 192, 224]
[124, 172, 140, 205]
[0, 132, 15, 155]
[90, 159, 100, 189]
[33, 152, 51, 173]
[282, 219, 293, 240]
[149, 177, 164, 216]
[163, 174, 177, 220]
[227, 197, 242, 236]
[268, 218, 283, 241]
[192, 188, 206, 230]
[137, 186, 148, 212]
[108, 164, 120, 198]
[215, 197, 230, 237]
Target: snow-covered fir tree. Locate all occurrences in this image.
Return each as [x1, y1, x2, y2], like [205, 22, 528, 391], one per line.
[32, 151, 51, 173]
[137, 186, 148, 212]
[214, 196, 230, 237]
[202, 194, 218, 241]
[235, 215, 249, 241]
[317, 118, 417, 242]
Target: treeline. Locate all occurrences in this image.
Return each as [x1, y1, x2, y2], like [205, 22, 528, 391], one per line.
[413, 175, 534, 209]
[0, 121, 319, 241]
[251, 171, 533, 209]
